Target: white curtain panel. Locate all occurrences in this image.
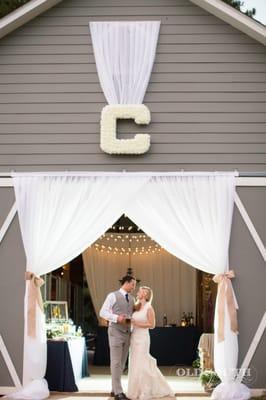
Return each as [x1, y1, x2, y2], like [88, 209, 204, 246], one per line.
[12, 174, 148, 277]
[125, 174, 235, 275]
[82, 233, 196, 326]
[89, 21, 160, 104]
[10, 173, 149, 399]
[9, 171, 249, 400]
[124, 173, 249, 400]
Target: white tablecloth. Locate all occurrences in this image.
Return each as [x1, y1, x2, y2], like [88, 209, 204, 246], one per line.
[67, 337, 86, 383]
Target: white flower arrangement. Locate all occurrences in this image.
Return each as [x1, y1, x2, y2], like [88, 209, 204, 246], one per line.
[100, 104, 151, 155]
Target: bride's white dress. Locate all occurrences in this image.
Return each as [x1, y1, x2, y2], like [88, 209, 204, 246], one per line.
[127, 302, 174, 400]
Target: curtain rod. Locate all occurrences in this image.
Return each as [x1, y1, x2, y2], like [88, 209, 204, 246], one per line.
[0, 171, 243, 177]
[0, 171, 265, 177]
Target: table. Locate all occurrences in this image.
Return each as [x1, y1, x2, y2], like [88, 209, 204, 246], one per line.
[150, 326, 201, 365]
[94, 326, 201, 366]
[45, 337, 89, 392]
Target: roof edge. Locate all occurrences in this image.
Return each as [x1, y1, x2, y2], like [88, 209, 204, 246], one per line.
[0, 0, 64, 40]
[189, 0, 266, 46]
[0, 0, 265, 44]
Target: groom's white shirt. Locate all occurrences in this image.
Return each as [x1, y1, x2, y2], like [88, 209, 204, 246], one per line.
[99, 288, 128, 324]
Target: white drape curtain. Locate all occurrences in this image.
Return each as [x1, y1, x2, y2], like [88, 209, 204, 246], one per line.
[11, 173, 149, 398]
[82, 234, 196, 326]
[89, 21, 160, 104]
[9, 171, 249, 400]
[124, 174, 249, 399]
[12, 175, 148, 277]
[125, 175, 235, 275]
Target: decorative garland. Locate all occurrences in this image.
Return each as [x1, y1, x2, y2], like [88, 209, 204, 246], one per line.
[100, 104, 151, 154]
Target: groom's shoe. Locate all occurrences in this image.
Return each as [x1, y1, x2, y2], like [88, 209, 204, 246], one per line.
[114, 393, 131, 400]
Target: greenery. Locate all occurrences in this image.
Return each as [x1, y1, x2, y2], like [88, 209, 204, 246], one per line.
[0, 0, 30, 18]
[46, 328, 64, 339]
[199, 369, 221, 390]
[222, 0, 256, 18]
[192, 357, 201, 369]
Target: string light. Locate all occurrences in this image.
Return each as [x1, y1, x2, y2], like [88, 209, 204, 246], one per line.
[94, 232, 162, 256]
[100, 233, 150, 240]
[111, 224, 138, 232]
[94, 243, 162, 255]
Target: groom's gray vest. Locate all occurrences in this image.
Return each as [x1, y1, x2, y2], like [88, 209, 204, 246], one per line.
[110, 290, 134, 333]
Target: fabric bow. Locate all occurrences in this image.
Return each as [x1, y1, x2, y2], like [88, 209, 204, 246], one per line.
[25, 271, 45, 337]
[213, 270, 238, 342]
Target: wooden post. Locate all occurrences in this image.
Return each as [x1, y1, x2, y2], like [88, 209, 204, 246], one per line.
[0, 334, 22, 394]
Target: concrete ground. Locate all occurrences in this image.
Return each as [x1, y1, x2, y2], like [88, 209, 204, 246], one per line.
[48, 365, 210, 399]
[77, 366, 206, 396]
[47, 366, 266, 400]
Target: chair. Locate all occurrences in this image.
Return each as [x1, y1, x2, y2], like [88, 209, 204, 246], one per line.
[198, 333, 214, 371]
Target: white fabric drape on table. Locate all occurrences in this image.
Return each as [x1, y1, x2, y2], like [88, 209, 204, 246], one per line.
[89, 21, 160, 104]
[82, 233, 196, 326]
[9, 171, 249, 400]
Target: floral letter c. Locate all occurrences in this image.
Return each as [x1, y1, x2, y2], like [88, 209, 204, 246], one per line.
[100, 104, 151, 155]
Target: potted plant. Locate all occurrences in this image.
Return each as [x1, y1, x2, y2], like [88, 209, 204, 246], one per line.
[199, 369, 221, 393]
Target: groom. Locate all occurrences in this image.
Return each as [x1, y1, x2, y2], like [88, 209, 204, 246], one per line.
[100, 275, 136, 400]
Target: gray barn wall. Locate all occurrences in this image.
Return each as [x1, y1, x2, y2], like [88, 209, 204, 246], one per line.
[0, 188, 24, 386]
[231, 188, 266, 388]
[0, 0, 265, 389]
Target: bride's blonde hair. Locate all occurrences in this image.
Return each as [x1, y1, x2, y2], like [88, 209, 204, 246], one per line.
[141, 286, 153, 303]
[134, 286, 153, 311]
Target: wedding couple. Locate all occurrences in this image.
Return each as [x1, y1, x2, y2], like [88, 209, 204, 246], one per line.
[100, 275, 175, 400]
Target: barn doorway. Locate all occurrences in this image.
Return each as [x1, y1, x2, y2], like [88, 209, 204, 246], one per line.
[42, 215, 216, 395]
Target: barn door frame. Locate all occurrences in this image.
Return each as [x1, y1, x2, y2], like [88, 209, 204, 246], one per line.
[0, 175, 265, 394]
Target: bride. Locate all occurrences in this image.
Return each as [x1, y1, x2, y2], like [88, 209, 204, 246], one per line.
[127, 286, 175, 400]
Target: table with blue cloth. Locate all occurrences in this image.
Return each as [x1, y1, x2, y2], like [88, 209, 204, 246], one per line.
[94, 326, 201, 366]
[45, 336, 89, 392]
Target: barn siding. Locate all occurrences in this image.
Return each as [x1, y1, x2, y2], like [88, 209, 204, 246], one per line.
[0, 0, 265, 171]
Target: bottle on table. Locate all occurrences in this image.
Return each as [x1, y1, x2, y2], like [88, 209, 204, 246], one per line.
[163, 313, 167, 327]
[189, 312, 194, 327]
[181, 312, 187, 327]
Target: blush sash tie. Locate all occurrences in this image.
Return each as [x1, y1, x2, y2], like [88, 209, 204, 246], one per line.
[213, 270, 238, 343]
[25, 271, 45, 337]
